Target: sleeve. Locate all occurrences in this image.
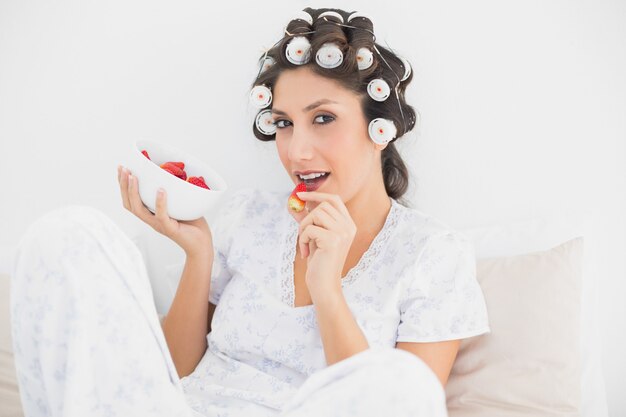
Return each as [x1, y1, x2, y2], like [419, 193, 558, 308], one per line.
[396, 230, 491, 343]
[207, 188, 253, 305]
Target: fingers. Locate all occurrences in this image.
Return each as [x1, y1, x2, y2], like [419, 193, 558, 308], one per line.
[299, 224, 328, 258]
[119, 167, 158, 228]
[117, 165, 182, 243]
[298, 199, 346, 258]
[118, 165, 131, 210]
[298, 207, 338, 258]
[297, 192, 350, 219]
[299, 203, 338, 237]
[154, 187, 176, 234]
[127, 174, 155, 221]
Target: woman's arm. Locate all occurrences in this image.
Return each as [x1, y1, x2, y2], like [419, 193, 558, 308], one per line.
[396, 340, 461, 388]
[161, 252, 213, 378]
[315, 291, 369, 366]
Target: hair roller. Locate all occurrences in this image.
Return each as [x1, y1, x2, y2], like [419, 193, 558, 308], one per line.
[317, 11, 344, 23]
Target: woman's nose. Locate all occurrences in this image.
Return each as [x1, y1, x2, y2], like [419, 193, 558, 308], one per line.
[288, 127, 314, 161]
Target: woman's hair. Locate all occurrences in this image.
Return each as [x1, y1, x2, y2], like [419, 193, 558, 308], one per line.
[250, 7, 418, 203]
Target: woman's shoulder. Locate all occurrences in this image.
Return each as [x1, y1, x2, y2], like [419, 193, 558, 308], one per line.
[392, 201, 472, 252]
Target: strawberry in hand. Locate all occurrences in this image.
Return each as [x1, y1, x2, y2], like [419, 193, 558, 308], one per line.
[289, 182, 307, 213]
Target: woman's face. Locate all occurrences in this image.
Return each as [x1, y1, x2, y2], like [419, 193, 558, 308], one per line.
[272, 66, 385, 203]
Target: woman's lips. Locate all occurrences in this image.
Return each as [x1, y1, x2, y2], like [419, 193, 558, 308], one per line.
[300, 173, 330, 192]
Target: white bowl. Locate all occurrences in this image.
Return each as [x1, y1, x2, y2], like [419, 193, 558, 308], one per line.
[124, 140, 228, 221]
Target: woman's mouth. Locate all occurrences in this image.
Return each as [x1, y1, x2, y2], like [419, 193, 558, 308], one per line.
[299, 172, 330, 192]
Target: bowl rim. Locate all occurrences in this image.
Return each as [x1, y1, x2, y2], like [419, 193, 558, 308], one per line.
[134, 139, 228, 192]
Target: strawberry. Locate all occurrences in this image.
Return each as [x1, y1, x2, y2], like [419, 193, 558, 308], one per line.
[288, 182, 307, 212]
[187, 176, 210, 190]
[168, 161, 185, 170]
[160, 162, 187, 180]
[161, 166, 179, 178]
[141, 150, 151, 160]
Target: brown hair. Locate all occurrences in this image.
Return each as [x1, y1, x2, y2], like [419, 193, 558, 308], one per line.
[250, 7, 418, 205]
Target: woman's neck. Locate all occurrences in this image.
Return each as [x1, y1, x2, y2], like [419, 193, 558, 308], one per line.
[345, 184, 392, 242]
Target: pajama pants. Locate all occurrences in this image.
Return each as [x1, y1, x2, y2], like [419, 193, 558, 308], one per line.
[10, 205, 449, 417]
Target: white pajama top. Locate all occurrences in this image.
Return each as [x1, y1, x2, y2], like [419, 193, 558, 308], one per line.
[178, 187, 491, 415]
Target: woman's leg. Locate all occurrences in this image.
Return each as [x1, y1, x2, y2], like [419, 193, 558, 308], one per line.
[10, 205, 201, 417]
[279, 347, 449, 417]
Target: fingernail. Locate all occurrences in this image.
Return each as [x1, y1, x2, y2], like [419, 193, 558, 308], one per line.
[158, 188, 164, 195]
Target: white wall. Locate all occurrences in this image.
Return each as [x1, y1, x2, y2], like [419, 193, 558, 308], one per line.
[1, 0, 624, 414]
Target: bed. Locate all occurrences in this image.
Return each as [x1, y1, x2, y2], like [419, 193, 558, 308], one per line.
[0, 210, 608, 417]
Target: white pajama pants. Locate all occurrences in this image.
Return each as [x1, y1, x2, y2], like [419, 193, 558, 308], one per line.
[10, 205, 449, 417]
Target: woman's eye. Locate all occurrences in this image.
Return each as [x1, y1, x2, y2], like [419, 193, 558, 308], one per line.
[274, 119, 291, 129]
[273, 115, 334, 129]
[315, 114, 334, 124]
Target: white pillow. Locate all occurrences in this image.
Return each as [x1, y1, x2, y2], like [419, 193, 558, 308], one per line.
[460, 210, 608, 417]
[446, 237, 583, 416]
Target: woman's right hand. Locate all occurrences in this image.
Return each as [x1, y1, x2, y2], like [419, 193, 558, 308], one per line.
[117, 165, 213, 258]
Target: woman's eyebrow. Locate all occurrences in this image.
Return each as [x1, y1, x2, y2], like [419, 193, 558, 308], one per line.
[272, 98, 339, 116]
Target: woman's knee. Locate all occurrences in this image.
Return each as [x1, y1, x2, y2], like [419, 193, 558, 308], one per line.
[363, 348, 447, 404]
[28, 204, 115, 237]
[283, 348, 448, 417]
[12, 205, 134, 282]
[382, 348, 442, 382]
[18, 204, 110, 244]
[345, 348, 447, 416]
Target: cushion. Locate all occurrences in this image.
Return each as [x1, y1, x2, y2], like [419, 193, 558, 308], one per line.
[0, 273, 24, 416]
[461, 211, 607, 417]
[445, 237, 583, 416]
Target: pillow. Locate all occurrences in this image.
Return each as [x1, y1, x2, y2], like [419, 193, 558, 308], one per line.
[445, 237, 583, 416]
[460, 211, 608, 417]
[0, 273, 24, 417]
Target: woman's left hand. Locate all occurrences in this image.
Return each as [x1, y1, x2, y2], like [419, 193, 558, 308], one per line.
[293, 191, 357, 302]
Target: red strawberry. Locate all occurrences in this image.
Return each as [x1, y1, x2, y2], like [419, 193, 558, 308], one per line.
[187, 176, 210, 190]
[288, 182, 307, 212]
[161, 166, 178, 177]
[168, 161, 185, 170]
[160, 162, 187, 180]
[141, 150, 151, 160]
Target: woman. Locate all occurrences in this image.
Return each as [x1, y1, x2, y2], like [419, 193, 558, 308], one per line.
[10, 7, 490, 417]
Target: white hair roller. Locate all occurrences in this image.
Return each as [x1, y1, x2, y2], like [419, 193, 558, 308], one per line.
[259, 56, 276, 73]
[368, 118, 397, 145]
[292, 10, 314, 25]
[318, 11, 344, 23]
[356, 47, 374, 70]
[315, 43, 343, 69]
[285, 36, 312, 65]
[249, 85, 272, 109]
[255, 109, 276, 135]
[399, 55, 412, 81]
[347, 11, 373, 23]
[367, 78, 391, 102]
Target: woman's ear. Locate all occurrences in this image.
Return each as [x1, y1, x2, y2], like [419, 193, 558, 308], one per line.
[374, 142, 388, 151]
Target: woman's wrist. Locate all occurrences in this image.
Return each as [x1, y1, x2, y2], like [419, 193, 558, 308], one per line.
[184, 243, 213, 263]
